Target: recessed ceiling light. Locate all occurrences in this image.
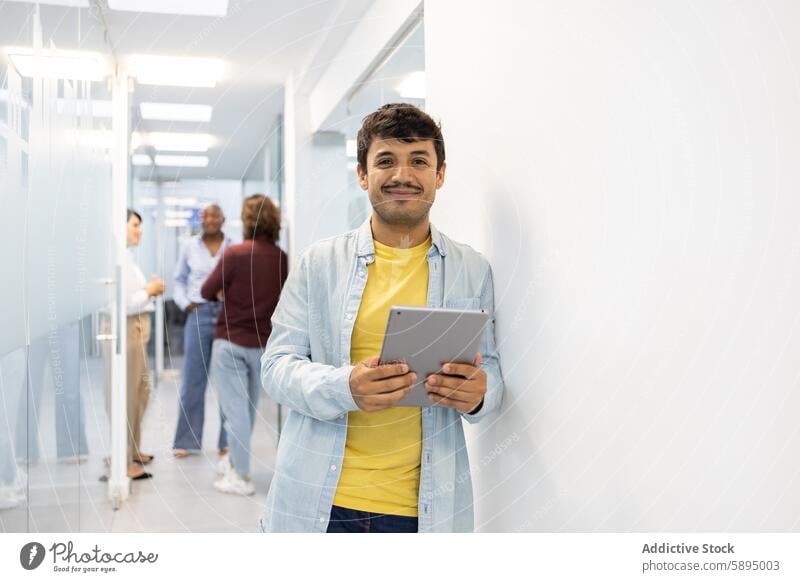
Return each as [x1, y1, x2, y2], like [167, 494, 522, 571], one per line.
[397, 71, 426, 100]
[139, 102, 213, 123]
[127, 55, 225, 88]
[165, 218, 191, 228]
[163, 196, 199, 206]
[7, 48, 108, 82]
[165, 210, 193, 219]
[108, 0, 228, 17]
[146, 132, 213, 152]
[6, 0, 89, 7]
[132, 154, 153, 166]
[155, 155, 209, 168]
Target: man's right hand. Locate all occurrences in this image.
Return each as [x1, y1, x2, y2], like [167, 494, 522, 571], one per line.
[349, 356, 417, 412]
[185, 303, 199, 313]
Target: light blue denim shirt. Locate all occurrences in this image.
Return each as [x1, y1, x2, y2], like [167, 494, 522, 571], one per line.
[172, 234, 232, 310]
[258, 218, 505, 533]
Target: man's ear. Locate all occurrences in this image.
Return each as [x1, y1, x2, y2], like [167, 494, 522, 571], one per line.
[435, 161, 447, 189]
[356, 163, 369, 190]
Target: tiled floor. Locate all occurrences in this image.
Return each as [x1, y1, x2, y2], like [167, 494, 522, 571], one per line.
[1, 355, 278, 533]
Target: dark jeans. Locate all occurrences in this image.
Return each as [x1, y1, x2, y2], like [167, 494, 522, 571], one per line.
[326, 505, 418, 533]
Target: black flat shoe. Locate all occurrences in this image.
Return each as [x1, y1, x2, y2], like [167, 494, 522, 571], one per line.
[133, 454, 154, 466]
[131, 472, 153, 481]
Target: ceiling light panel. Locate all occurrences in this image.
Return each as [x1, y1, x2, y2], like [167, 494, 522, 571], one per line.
[6, 0, 88, 7]
[165, 218, 191, 228]
[132, 154, 153, 166]
[7, 48, 108, 82]
[155, 155, 209, 168]
[163, 196, 198, 206]
[127, 55, 225, 88]
[108, 0, 228, 17]
[140, 102, 213, 123]
[146, 132, 213, 152]
[166, 210, 193, 219]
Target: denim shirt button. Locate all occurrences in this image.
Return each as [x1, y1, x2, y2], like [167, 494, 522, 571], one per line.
[346, 313, 353, 320]
[330, 464, 336, 472]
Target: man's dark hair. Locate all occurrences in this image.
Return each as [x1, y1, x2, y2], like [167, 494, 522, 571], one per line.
[127, 209, 142, 223]
[357, 103, 445, 172]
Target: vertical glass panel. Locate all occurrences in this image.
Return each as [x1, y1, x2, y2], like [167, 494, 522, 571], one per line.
[0, 4, 115, 532]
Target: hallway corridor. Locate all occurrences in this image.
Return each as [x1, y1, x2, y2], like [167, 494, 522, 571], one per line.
[0, 356, 278, 533]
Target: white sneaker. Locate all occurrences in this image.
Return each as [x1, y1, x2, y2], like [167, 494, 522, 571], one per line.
[0, 485, 24, 509]
[213, 469, 255, 496]
[0, 469, 27, 510]
[216, 453, 231, 476]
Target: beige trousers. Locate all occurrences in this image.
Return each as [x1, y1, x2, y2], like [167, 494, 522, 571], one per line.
[126, 313, 152, 463]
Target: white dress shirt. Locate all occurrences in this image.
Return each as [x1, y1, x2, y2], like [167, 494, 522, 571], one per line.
[125, 249, 155, 315]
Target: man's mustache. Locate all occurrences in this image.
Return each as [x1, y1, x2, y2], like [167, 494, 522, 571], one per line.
[381, 183, 423, 193]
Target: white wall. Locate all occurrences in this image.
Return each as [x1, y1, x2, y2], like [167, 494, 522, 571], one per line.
[426, 0, 800, 531]
[283, 75, 350, 260]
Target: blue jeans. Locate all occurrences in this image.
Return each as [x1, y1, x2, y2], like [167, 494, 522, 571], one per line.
[173, 303, 228, 452]
[326, 505, 419, 533]
[209, 339, 262, 478]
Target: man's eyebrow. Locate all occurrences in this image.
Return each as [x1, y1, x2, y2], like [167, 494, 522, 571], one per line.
[374, 149, 431, 157]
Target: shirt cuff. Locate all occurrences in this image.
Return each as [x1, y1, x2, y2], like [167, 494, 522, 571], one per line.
[466, 398, 484, 415]
[333, 364, 359, 413]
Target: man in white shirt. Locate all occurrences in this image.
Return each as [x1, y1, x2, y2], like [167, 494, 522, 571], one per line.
[171, 205, 231, 461]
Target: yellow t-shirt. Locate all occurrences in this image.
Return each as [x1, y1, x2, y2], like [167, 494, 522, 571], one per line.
[332, 235, 432, 517]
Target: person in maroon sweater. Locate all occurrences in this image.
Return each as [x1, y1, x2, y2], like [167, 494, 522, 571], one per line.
[201, 194, 287, 495]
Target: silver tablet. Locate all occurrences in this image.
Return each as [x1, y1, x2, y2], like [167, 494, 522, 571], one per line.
[378, 305, 490, 407]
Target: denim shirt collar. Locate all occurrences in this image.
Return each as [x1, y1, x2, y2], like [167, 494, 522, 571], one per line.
[355, 216, 447, 259]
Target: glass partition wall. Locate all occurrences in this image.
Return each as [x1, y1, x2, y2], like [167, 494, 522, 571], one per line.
[0, 4, 120, 532]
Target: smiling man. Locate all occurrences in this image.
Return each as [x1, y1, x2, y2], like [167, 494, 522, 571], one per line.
[259, 103, 505, 533]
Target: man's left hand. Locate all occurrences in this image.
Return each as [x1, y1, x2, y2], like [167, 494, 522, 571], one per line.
[425, 353, 486, 413]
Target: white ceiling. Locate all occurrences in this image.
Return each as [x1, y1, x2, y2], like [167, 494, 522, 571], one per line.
[337, 22, 425, 139]
[0, 0, 376, 180]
